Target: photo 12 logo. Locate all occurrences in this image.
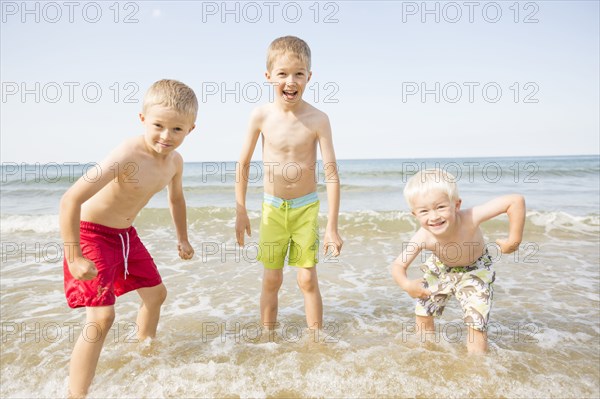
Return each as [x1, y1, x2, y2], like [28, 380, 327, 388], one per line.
[401, 82, 540, 104]
[400, 321, 540, 344]
[400, 161, 540, 184]
[1, 1, 140, 24]
[200, 240, 340, 265]
[197, 161, 339, 184]
[201, 81, 340, 104]
[1, 82, 140, 104]
[200, 321, 340, 343]
[1, 241, 63, 264]
[400, 1, 540, 24]
[1, 321, 141, 344]
[401, 241, 540, 265]
[200, 1, 340, 23]
[1, 162, 140, 184]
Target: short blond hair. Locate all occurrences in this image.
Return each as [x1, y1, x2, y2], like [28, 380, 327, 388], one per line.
[404, 168, 460, 209]
[266, 36, 311, 72]
[142, 79, 198, 122]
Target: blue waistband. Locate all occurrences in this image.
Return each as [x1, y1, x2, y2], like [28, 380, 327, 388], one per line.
[263, 192, 319, 209]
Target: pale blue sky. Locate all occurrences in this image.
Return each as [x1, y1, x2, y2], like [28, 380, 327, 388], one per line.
[1, 0, 598, 163]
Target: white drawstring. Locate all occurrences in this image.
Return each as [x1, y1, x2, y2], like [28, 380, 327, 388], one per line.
[118, 232, 130, 279]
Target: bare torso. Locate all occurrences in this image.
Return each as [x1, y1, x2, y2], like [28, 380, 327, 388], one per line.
[81, 137, 178, 228]
[260, 102, 322, 199]
[424, 211, 487, 267]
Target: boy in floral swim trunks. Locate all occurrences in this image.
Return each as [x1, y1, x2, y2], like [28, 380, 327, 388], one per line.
[60, 79, 196, 397]
[391, 168, 525, 353]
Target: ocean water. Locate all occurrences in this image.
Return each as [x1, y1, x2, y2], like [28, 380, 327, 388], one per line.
[1, 155, 599, 398]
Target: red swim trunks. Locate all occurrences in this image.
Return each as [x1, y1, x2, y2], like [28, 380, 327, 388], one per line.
[63, 221, 162, 308]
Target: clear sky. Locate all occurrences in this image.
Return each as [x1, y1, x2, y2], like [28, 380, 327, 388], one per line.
[1, 0, 599, 163]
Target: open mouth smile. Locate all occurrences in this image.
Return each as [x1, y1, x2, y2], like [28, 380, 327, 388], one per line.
[429, 220, 446, 228]
[282, 89, 298, 100]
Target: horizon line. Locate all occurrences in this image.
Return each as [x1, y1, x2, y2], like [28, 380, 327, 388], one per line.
[3, 153, 597, 165]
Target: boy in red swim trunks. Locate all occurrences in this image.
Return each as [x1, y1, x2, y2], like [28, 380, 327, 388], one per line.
[60, 79, 197, 398]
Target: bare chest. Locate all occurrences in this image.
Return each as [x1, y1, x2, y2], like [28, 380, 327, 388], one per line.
[262, 118, 316, 153]
[115, 161, 174, 196]
[430, 229, 486, 266]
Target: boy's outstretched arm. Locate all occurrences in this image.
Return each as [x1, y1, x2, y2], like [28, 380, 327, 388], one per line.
[59, 148, 127, 280]
[168, 153, 194, 260]
[391, 229, 431, 299]
[472, 194, 526, 254]
[317, 114, 343, 256]
[235, 108, 262, 246]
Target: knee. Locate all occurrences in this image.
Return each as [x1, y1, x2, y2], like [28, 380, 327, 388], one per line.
[139, 284, 168, 310]
[157, 284, 168, 304]
[415, 315, 434, 331]
[87, 309, 115, 333]
[297, 270, 318, 293]
[263, 272, 283, 292]
[149, 284, 168, 307]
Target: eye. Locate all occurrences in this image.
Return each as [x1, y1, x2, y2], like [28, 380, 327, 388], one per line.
[278, 73, 286, 77]
[153, 123, 162, 128]
[174, 127, 183, 132]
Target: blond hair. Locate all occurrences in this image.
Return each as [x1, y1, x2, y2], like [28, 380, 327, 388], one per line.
[142, 79, 198, 122]
[403, 168, 460, 209]
[266, 36, 311, 72]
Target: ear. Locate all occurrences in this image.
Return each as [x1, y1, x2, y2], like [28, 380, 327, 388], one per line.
[264, 71, 271, 80]
[455, 199, 462, 210]
[307, 71, 312, 82]
[139, 113, 145, 122]
[186, 124, 196, 135]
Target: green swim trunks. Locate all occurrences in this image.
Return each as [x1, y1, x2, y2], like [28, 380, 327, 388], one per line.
[415, 250, 496, 331]
[257, 192, 320, 269]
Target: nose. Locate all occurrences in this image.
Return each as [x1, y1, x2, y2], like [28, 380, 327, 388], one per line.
[285, 75, 296, 85]
[159, 129, 171, 140]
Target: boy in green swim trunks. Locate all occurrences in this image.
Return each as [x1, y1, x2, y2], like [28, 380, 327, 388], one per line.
[391, 168, 525, 353]
[235, 36, 343, 330]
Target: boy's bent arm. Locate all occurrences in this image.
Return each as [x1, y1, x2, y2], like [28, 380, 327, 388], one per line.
[59, 149, 127, 279]
[472, 194, 526, 254]
[235, 108, 262, 245]
[317, 114, 343, 256]
[168, 153, 194, 260]
[391, 230, 431, 299]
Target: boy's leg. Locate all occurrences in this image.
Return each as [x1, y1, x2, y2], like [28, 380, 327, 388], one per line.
[261, 268, 283, 328]
[297, 267, 322, 329]
[467, 327, 488, 353]
[415, 315, 435, 344]
[136, 283, 167, 340]
[68, 306, 115, 399]
[455, 268, 495, 354]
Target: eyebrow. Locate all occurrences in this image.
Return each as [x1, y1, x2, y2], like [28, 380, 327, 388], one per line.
[415, 200, 449, 208]
[153, 119, 185, 127]
[274, 66, 307, 72]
